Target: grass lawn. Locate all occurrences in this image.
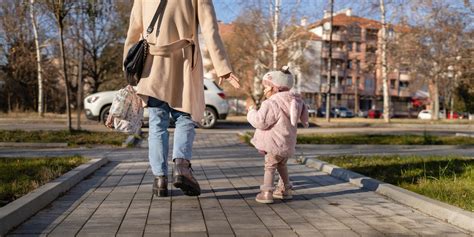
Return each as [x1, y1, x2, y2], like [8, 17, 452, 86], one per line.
[0, 130, 129, 146]
[296, 133, 474, 145]
[240, 132, 474, 145]
[0, 156, 88, 207]
[317, 155, 474, 212]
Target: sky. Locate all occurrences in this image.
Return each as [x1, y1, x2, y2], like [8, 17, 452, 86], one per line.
[213, 0, 473, 27]
[212, 0, 381, 24]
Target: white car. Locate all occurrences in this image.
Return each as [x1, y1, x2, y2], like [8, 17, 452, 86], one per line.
[84, 78, 229, 128]
[417, 110, 445, 120]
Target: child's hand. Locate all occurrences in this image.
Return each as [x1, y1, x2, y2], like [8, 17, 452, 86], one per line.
[246, 100, 256, 111]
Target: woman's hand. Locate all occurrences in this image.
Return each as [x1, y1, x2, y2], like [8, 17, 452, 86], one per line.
[219, 73, 240, 88]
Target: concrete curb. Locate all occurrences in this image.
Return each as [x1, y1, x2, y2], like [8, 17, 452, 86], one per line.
[296, 156, 474, 233]
[0, 157, 108, 236]
[0, 142, 68, 148]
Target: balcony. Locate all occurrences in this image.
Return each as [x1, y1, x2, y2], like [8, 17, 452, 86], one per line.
[322, 31, 344, 41]
[398, 90, 411, 97]
[320, 83, 344, 94]
[321, 68, 345, 77]
[321, 48, 347, 59]
[399, 73, 410, 81]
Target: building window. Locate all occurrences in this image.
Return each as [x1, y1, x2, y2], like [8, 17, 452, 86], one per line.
[347, 60, 352, 69]
[321, 77, 327, 85]
[390, 79, 397, 89]
[347, 42, 353, 51]
[356, 42, 361, 52]
[346, 77, 353, 86]
[365, 78, 373, 89]
[400, 81, 409, 89]
[355, 60, 360, 70]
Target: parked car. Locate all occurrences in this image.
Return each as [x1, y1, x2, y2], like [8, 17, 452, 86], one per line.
[307, 105, 317, 117]
[367, 109, 382, 119]
[417, 110, 446, 120]
[357, 110, 368, 118]
[331, 106, 354, 118]
[317, 107, 334, 117]
[84, 78, 229, 129]
[446, 111, 464, 119]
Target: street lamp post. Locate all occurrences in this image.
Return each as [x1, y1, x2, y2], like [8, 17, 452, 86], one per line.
[324, 0, 334, 122]
[334, 64, 340, 117]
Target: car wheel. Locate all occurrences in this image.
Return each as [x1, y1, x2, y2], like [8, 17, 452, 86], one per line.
[100, 105, 111, 125]
[199, 106, 217, 129]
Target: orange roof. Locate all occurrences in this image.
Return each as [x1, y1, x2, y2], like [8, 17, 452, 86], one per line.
[218, 22, 235, 37]
[309, 13, 382, 29]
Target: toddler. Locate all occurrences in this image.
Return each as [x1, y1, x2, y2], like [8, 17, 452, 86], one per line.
[247, 66, 309, 204]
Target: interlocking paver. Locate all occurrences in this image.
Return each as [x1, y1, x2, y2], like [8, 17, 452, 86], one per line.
[6, 133, 473, 236]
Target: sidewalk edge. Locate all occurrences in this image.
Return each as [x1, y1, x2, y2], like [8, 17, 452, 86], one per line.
[0, 157, 108, 236]
[0, 142, 68, 148]
[296, 156, 474, 233]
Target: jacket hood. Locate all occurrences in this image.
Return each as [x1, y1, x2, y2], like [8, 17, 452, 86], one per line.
[269, 91, 306, 127]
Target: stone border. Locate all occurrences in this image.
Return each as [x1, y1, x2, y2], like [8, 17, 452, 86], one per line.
[296, 156, 474, 233]
[0, 157, 108, 236]
[0, 142, 68, 148]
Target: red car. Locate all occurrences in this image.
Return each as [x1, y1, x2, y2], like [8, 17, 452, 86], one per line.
[446, 111, 463, 119]
[367, 109, 382, 118]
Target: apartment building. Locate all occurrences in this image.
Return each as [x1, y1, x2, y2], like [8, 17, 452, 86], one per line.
[302, 8, 413, 116]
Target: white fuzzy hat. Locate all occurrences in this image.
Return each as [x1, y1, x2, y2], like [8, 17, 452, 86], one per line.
[262, 65, 294, 91]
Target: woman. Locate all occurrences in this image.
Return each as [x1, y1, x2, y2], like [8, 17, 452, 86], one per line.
[124, 0, 240, 197]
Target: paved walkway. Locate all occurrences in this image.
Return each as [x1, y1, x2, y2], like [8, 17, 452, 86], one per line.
[6, 133, 474, 236]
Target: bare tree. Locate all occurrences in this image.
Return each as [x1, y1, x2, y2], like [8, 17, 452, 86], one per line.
[379, 0, 390, 122]
[325, 0, 334, 122]
[220, 0, 310, 106]
[29, 0, 44, 117]
[45, 0, 73, 130]
[397, 0, 469, 120]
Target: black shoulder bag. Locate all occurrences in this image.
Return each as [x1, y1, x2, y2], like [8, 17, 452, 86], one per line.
[124, 0, 167, 86]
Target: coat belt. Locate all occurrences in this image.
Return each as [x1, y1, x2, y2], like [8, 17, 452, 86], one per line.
[148, 38, 194, 57]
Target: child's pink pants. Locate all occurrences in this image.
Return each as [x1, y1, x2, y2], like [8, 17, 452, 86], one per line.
[260, 153, 291, 191]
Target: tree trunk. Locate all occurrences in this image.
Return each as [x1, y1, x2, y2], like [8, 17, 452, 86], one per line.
[432, 75, 440, 120]
[59, 23, 72, 131]
[355, 77, 359, 114]
[76, 42, 83, 130]
[76, 9, 84, 130]
[325, 0, 334, 122]
[30, 0, 43, 117]
[272, 0, 280, 70]
[379, 0, 391, 123]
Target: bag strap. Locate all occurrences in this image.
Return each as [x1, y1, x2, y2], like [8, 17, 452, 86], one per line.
[145, 0, 167, 38]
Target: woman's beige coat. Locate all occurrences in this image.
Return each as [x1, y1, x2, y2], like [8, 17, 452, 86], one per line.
[124, 0, 232, 122]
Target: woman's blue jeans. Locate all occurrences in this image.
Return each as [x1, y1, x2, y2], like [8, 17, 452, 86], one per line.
[147, 97, 195, 176]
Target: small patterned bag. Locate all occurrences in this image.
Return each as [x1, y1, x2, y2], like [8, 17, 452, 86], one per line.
[105, 85, 144, 134]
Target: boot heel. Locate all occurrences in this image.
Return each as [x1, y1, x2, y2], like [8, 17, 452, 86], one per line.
[153, 188, 168, 197]
[173, 175, 184, 187]
[158, 189, 168, 197]
[153, 176, 168, 197]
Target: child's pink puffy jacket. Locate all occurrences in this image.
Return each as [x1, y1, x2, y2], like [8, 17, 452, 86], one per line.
[247, 91, 309, 157]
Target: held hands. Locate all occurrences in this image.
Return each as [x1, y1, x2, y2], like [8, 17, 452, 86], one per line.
[219, 73, 240, 89]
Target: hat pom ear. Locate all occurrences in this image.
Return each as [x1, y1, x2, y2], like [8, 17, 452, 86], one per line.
[281, 65, 290, 74]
